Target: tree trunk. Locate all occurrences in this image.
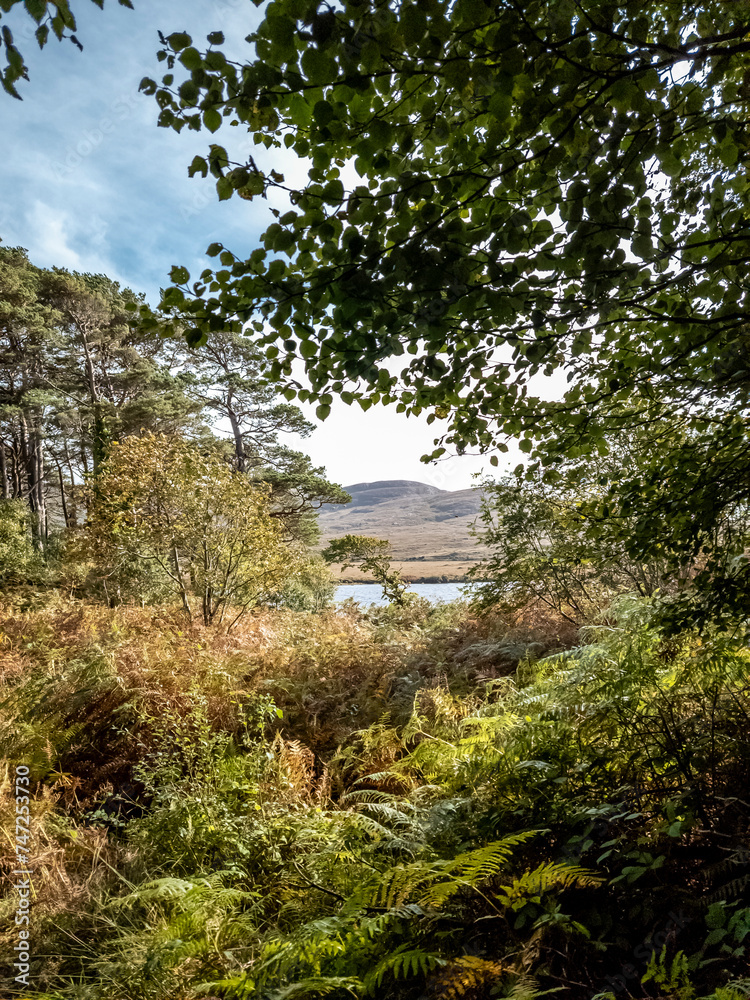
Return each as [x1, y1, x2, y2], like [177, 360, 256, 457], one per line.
[171, 542, 192, 619]
[226, 390, 246, 473]
[18, 413, 32, 500]
[34, 417, 47, 541]
[56, 461, 70, 527]
[77, 415, 89, 477]
[0, 440, 9, 500]
[79, 327, 107, 477]
[18, 413, 45, 550]
[202, 539, 212, 625]
[9, 431, 22, 498]
[62, 438, 78, 524]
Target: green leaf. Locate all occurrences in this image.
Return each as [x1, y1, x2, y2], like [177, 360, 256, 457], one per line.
[169, 266, 190, 285]
[301, 47, 336, 85]
[203, 108, 222, 133]
[24, 0, 46, 24]
[313, 99, 334, 125]
[188, 155, 208, 177]
[162, 287, 185, 308]
[167, 32, 192, 51]
[488, 91, 512, 121]
[659, 150, 681, 177]
[216, 176, 233, 201]
[632, 234, 653, 259]
[179, 47, 202, 72]
[719, 139, 739, 168]
[185, 327, 208, 347]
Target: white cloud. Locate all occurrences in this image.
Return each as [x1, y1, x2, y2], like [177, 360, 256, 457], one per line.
[25, 203, 85, 271]
[0, 1, 562, 492]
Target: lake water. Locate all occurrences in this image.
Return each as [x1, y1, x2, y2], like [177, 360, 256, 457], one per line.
[335, 582, 477, 606]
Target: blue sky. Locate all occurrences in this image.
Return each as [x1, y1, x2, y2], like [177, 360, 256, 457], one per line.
[0, 0, 498, 491]
[0, 0, 261, 294]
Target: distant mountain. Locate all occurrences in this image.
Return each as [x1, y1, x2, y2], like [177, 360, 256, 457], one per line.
[318, 480, 485, 582]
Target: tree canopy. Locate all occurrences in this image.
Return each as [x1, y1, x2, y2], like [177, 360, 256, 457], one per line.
[85, 433, 293, 624]
[0, 247, 347, 562]
[137, 0, 750, 627]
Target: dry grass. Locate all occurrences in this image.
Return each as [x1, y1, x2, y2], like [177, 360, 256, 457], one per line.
[335, 558, 480, 582]
[0, 593, 586, 996]
[0, 597, 579, 787]
[0, 763, 133, 976]
[0, 601, 421, 782]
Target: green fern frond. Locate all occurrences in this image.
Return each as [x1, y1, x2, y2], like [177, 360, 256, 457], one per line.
[417, 832, 542, 908]
[364, 946, 447, 990]
[497, 862, 602, 907]
[397, 738, 470, 780]
[353, 767, 414, 787]
[268, 976, 364, 999]
[445, 831, 540, 881]
[108, 876, 197, 907]
[505, 971, 552, 1000]
[253, 917, 348, 980]
[342, 788, 405, 804]
[705, 873, 750, 905]
[701, 851, 750, 882]
[161, 911, 202, 941]
[368, 860, 438, 909]
[358, 904, 425, 940]
[352, 800, 418, 827]
[337, 810, 394, 838]
[356, 831, 540, 911]
[195, 972, 255, 998]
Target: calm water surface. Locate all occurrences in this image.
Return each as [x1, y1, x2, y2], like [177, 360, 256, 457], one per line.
[334, 582, 477, 606]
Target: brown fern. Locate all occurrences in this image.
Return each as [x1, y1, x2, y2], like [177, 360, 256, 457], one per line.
[426, 956, 506, 999]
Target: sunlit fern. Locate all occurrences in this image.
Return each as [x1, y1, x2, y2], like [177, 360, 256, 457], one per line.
[425, 955, 506, 999]
[355, 830, 540, 910]
[495, 861, 603, 908]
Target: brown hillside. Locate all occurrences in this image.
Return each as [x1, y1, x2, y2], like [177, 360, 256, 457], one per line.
[318, 479, 485, 582]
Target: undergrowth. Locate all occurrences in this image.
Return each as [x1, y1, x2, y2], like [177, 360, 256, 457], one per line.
[0, 595, 748, 1000]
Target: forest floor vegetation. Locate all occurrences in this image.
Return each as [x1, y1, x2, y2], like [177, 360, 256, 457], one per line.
[0, 593, 748, 1000]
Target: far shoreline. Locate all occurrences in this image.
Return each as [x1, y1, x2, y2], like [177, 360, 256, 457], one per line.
[335, 576, 484, 585]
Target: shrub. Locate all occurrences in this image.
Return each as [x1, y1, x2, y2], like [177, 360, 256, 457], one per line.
[83, 433, 296, 624]
[0, 498, 43, 585]
[273, 553, 337, 612]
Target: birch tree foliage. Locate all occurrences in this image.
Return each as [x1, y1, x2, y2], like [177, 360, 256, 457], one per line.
[142, 1, 750, 446]
[138, 0, 750, 626]
[85, 433, 295, 625]
[322, 533, 410, 605]
[0, 0, 133, 98]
